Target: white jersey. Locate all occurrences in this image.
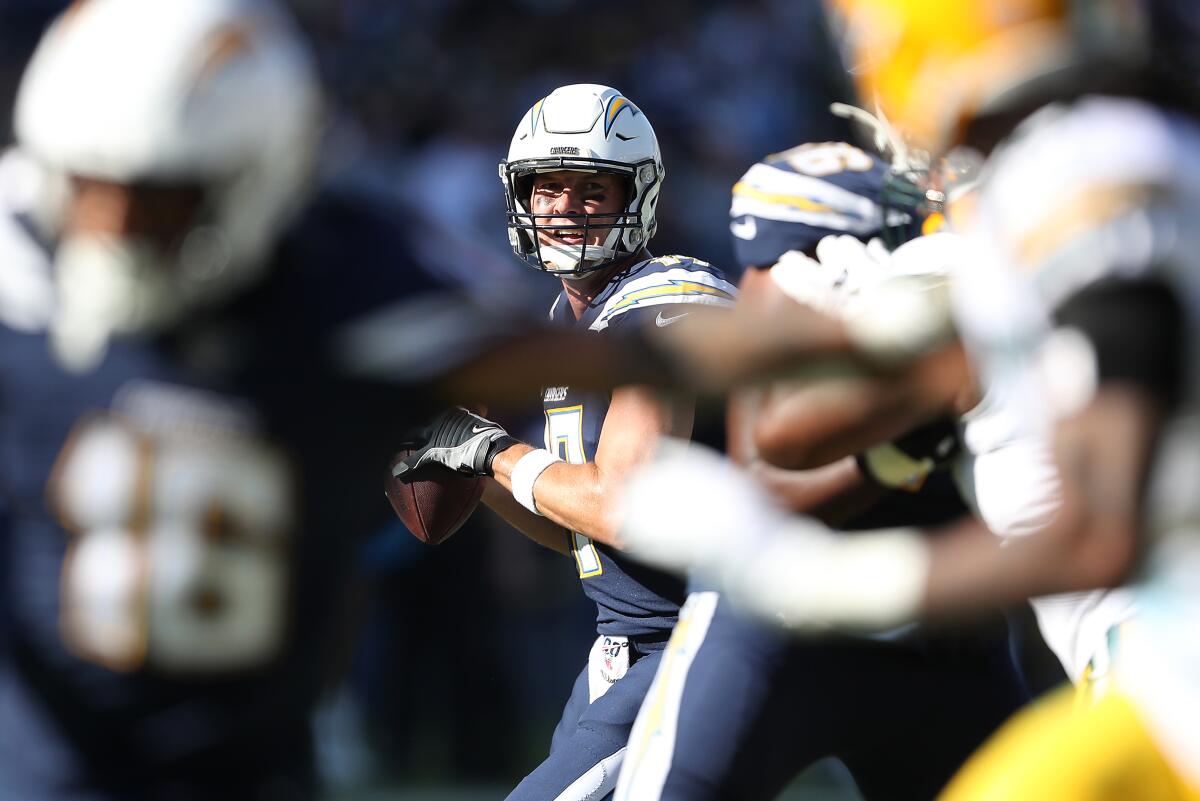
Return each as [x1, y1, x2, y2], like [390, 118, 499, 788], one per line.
[923, 215, 1134, 683]
[961, 94, 1200, 781]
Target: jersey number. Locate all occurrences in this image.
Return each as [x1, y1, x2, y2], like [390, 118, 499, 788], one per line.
[544, 405, 603, 578]
[49, 407, 293, 675]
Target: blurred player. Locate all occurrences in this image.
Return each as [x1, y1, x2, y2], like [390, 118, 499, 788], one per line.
[0, 1, 446, 798]
[392, 84, 737, 800]
[616, 1, 1200, 798]
[613, 138, 1027, 801]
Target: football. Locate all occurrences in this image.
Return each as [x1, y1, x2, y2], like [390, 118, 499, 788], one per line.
[384, 449, 485, 545]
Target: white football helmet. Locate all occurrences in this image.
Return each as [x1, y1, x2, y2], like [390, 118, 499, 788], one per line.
[14, 0, 321, 371]
[501, 84, 664, 277]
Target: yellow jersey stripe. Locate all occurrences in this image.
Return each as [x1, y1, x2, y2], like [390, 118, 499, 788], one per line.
[731, 181, 833, 214]
[607, 282, 735, 314]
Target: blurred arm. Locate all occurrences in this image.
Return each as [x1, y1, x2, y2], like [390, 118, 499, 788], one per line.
[726, 268, 886, 524]
[753, 342, 972, 470]
[919, 386, 1157, 615]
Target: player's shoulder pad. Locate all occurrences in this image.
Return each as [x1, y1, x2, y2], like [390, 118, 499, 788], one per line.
[589, 255, 737, 332]
[730, 142, 889, 270]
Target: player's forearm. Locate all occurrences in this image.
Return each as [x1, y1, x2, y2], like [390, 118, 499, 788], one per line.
[748, 456, 886, 526]
[490, 445, 622, 547]
[480, 477, 570, 555]
[656, 302, 860, 394]
[754, 375, 940, 470]
[919, 512, 1136, 617]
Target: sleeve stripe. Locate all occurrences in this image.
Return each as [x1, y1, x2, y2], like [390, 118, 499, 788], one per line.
[589, 268, 738, 331]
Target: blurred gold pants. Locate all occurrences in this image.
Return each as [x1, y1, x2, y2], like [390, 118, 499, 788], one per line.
[938, 686, 1200, 801]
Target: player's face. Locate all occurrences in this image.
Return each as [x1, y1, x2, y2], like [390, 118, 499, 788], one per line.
[65, 176, 206, 250]
[529, 170, 626, 248]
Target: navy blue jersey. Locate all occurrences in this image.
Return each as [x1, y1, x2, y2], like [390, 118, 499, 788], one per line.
[0, 185, 443, 799]
[729, 141, 892, 269]
[542, 255, 737, 638]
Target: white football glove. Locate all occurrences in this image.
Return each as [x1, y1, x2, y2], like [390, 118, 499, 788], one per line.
[769, 236, 891, 318]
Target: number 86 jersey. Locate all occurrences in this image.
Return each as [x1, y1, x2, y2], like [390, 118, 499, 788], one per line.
[542, 254, 737, 638]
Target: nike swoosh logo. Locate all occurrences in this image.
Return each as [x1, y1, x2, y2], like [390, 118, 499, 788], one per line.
[729, 216, 757, 240]
[656, 311, 689, 327]
[471, 425, 492, 434]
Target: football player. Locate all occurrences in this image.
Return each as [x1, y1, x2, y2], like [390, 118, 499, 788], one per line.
[0, 1, 446, 798]
[612, 138, 1028, 801]
[392, 84, 737, 801]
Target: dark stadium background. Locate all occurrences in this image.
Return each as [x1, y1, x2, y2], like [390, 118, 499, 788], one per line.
[0, 1, 1062, 798]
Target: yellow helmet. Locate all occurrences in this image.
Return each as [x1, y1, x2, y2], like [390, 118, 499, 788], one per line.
[828, 0, 1100, 153]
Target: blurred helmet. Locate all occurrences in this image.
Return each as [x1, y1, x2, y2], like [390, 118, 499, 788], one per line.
[826, 0, 1146, 153]
[15, 0, 321, 371]
[500, 84, 664, 277]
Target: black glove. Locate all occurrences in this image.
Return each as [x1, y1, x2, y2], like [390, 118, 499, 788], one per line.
[392, 407, 520, 482]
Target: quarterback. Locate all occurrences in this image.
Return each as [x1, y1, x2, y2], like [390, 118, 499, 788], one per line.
[394, 84, 737, 800]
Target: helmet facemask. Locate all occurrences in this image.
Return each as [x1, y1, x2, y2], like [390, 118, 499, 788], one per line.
[502, 157, 661, 277]
[50, 176, 240, 371]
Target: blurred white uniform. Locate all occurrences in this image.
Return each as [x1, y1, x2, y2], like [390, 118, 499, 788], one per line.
[943, 95, 1200, 798]
[951, 249, 1138, 686]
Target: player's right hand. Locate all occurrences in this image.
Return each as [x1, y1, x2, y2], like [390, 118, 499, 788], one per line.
[392, 407, 519, 482]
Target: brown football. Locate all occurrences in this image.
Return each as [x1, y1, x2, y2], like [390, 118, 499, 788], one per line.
[384, 449, 485, 545]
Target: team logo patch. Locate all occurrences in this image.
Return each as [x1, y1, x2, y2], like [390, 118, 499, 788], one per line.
[587, 634, 630, 702]
[602, 636, 629, 676]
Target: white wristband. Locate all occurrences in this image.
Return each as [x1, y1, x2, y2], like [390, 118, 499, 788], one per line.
[742, 525, 929, 631]
[511, 448, 562, 516]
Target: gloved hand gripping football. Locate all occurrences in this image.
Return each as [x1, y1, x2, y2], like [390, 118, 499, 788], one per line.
[392, 407, 519, 482]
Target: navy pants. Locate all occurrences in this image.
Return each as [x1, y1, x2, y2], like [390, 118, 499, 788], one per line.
[617, 592, 1030, 801]
[507, 636, 666, 801]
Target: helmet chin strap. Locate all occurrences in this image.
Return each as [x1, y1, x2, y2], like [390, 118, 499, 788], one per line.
[537, 241, 620, 277]
[537, 225, 628, 277]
